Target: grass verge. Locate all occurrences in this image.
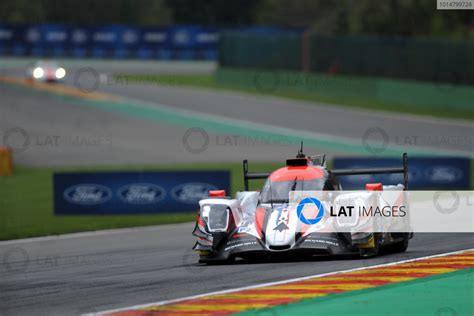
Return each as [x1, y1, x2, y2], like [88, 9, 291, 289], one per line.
[237, 269, 474, 316]
[0, 162, 281, 241]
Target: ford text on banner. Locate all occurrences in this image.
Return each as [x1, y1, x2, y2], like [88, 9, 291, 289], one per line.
[54, 171, 230, 215]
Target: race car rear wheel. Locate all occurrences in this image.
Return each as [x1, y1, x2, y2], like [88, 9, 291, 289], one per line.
[390, 237, 409, 253]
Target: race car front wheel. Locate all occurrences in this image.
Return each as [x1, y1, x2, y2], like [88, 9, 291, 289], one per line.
[358, 234, 381, 258]
[198, 251, 234, 264]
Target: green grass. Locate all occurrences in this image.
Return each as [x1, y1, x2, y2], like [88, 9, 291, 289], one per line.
[116, 73, 217, 87]
[115, 73, 473, 120]
[238, 269, 474, 316]
[0, 162, 282, 241]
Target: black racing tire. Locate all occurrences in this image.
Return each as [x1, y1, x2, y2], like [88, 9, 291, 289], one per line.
[359, 234, 381, 258]
[199, 255, 234, 265]
[390, 238, 409, 253]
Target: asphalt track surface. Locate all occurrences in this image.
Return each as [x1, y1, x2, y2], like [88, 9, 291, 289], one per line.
[0, 224, 473, 316]
[0, 59, 472, 315]
[0, 58, 472, 167]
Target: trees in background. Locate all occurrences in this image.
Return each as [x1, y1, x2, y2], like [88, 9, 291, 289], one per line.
[0, 0, 472, 39]
[0, 0, 172, 25]
[257, 0, 474, 39]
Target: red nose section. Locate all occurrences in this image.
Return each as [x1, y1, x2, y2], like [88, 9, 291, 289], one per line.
[269, 166, 324, 182]
[209, 190, 226, 197]
[366, 183, 383, 191]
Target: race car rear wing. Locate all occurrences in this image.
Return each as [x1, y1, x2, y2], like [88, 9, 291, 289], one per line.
[243, 153, 408, 191]
[243, 160, 270, 191]
[332, 153, 408, 190]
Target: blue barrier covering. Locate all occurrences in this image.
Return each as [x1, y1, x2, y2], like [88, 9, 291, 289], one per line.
[0, 23, 302, 60]
[54, 171, 230, 215]
[333, 157, 471, 190]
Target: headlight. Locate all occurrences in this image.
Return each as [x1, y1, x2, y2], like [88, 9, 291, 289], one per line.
[33, 67, 44, 79]
[55, 67, 66, 79]
[201, 204, 229, 232]
[201, 205, 211, 218]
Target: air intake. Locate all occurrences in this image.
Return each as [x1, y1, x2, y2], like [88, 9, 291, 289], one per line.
[269, 245, 291, 251]
[286, 158, 308, 166]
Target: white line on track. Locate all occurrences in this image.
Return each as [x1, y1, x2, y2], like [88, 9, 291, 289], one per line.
[0, 223, 192, 246]
[120, 97, 473, 158]
[140, 82, 474, 128]
[88, 247, 474, 316]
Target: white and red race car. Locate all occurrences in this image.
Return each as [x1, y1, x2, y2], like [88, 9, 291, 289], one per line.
[193, 147, 412, 263]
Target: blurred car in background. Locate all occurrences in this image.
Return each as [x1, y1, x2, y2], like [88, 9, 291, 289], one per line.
[26, 60, 66, 82]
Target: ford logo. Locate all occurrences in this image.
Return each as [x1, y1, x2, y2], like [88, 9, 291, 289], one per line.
[425, 166, 463, 183]
[174, 30, 190, 44]
[118, 183, 165, 204]
[407, 167, 422, 182]
[171, 182, 217, 204]
[64, 184, 112, 205]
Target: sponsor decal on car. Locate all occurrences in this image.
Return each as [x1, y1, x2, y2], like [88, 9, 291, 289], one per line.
[237, 226, 252, 233]
[224, 241, 257, 251]
[303, 238, 340, 246]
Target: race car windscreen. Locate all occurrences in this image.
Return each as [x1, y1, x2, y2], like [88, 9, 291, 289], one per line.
[260, 178, 326, 203]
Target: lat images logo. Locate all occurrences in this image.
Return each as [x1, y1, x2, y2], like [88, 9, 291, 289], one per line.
[297, 197, 325, 225]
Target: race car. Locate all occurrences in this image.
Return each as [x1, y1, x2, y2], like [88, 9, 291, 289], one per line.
[192, 146, 412, 263]
[26, 60, 66, 82]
